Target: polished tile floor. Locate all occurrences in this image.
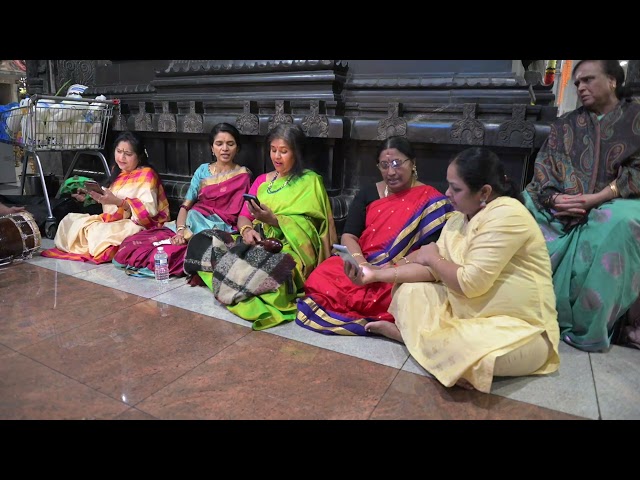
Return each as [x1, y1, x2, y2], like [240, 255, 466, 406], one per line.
[1, 236, 639, 420]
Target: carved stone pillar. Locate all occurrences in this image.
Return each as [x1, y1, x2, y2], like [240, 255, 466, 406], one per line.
[626, 60, 640, 97]
[25, 60, 47, 94]
[55, 60, 110, 94]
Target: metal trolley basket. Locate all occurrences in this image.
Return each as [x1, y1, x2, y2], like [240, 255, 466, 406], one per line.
[0, 94, 119, 238]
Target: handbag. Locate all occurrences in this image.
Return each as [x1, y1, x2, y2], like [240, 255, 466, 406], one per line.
[183, 229, 296, 305]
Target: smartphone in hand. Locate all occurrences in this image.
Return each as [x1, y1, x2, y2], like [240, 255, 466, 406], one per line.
[83, 180, 104, 194]
[243, 193, 261, 207]
[332, 244, 361, 269]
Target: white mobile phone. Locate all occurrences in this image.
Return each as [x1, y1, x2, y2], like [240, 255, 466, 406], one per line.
[332, 244, 361, 269]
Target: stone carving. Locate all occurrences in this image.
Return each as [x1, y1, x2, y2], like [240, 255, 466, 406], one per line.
[158, 101, 177, 133]
[25, 60, 47, 94]
[450, 104, 484, 145]
[182, 101, 203, 133]
[236, 101, 259, 135]
[113, 108, 128, 131]
[55, 60, 96, 93]
[268, 100, 293, 131]
[377, 103, 407, 140]
[134, 102, 153, 131]
[627, 60, 640, 98]
[301, 100, 329, 138]
[161, 60, 348, 76]
[498, 104, 535, 148]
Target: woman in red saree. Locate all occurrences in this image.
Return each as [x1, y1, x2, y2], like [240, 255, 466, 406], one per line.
[296, 136, 454, 335]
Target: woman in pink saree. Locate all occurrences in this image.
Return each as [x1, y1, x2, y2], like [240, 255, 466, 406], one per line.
[112, 123, 251, 276]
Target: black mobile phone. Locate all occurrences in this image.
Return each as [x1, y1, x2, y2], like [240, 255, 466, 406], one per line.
[243, 193, 261, 207]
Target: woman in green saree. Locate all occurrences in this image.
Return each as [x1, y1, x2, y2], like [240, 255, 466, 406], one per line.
[199, 123, 337, 330]
[524, 60, 640, 352]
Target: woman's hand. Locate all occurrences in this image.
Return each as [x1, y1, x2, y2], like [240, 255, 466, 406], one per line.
[247, 200, 278, 226]
[242, 227, 262, 246]
[0, 204, 25, 215]
[88, 187, 122, 207]
[416, 243, 441, 267]
[344, 261, 376, 285]
[170, 232, 187, 245]
[72, 192, 86, 203]
[552, 193, 591, 218]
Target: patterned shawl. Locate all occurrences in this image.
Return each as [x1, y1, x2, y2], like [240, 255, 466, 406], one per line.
[526, 98, 640, 214]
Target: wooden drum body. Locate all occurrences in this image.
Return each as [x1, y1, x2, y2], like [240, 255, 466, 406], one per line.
[0, 211, 42, 265]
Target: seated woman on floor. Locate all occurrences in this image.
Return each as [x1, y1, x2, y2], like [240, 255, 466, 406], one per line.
[184, 123, 337, 330]
[296, 135, 454, 336]
[42, 131, 170, 263]
[523, 60, 640, 352]
[345, 147, 560, 394]
[112, 123, 251, 277]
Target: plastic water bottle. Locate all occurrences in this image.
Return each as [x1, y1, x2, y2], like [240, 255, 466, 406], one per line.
[154, 246, 169, 284]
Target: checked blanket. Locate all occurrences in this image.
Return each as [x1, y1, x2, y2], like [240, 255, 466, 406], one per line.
[183, 229, 296, 305]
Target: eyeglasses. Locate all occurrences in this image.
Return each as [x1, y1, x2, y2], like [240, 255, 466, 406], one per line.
[377, 158, 411, 171]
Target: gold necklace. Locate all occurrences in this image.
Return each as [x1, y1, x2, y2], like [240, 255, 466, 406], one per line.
[267, 172, 291, 194]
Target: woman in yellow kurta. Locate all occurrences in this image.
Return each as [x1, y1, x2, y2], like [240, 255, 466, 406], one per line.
[345, 147, 560, 393]
[42, 131, 170, 263]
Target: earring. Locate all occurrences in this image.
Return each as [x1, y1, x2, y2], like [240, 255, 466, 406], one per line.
[480, 198, 487, 208]
[412, 165, 418, 178]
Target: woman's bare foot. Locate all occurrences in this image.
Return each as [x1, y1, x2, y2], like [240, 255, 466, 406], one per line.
[455, 378, 475, 391]
[365, 321, 404, 343]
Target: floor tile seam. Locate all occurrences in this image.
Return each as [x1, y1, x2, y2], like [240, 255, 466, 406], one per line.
[587, 352, 603, 420]
[121, 407, 161, 420]
[260, 324, 412, 372]
[8, 349, 131, 409]
[10, 315, 117, 352]
[34, 263, 415, 378]
[122, 329, 257, 410]
[71, 270, 186, 295]
[30, 262, 159, 302]
[366, 368, 410, 420]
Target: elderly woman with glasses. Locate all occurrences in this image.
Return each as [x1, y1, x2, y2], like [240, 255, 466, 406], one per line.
[296, 135, 454, 336]
[341, 147, 560, 393]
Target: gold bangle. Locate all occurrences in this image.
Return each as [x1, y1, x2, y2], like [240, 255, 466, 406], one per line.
[352, 252, 364, 257]
[393, 265, 399, 284]
[609, 181, 619, 198]
[400, 257, 410, 265]
[239, 224, 253, 236]
[176, 225, 186, 231]
[434, 256, 446, 265]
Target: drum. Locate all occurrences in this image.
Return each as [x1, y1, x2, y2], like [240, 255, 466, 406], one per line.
[0, 211, 42, 265]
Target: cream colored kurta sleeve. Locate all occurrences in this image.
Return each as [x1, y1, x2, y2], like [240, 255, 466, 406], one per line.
[456, 202, 532, 298]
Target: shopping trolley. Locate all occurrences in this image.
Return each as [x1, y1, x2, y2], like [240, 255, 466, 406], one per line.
[0, 94, 119, 238]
